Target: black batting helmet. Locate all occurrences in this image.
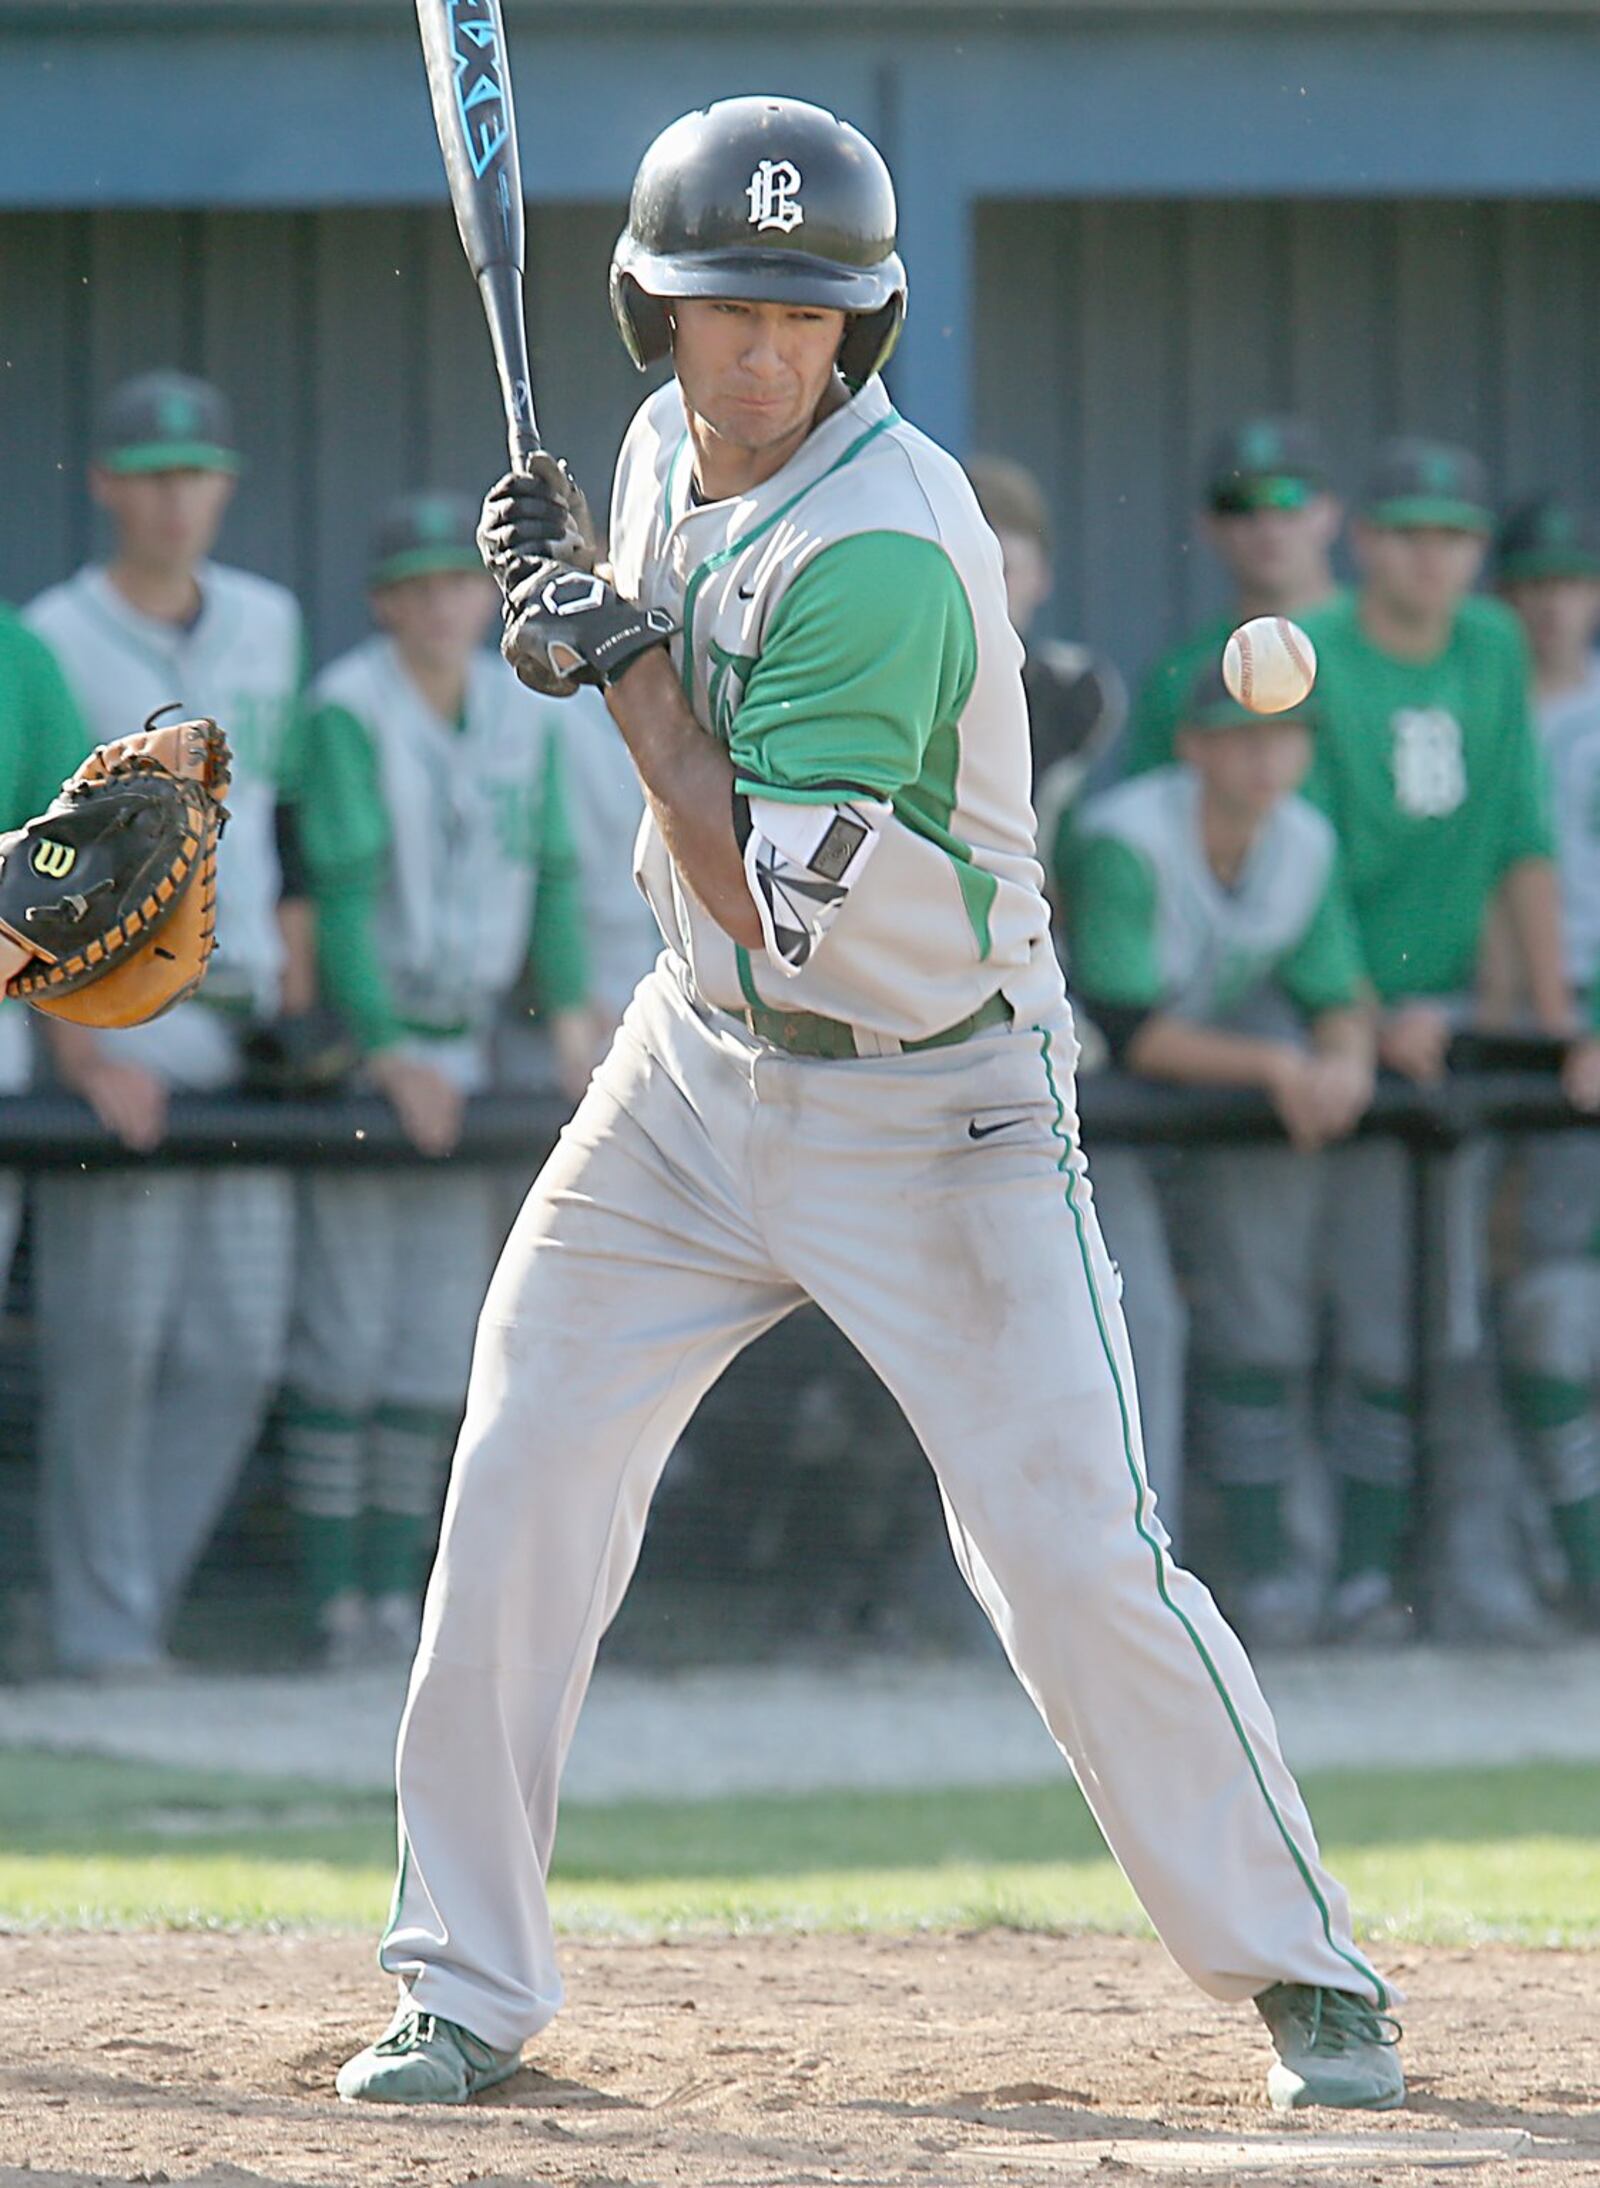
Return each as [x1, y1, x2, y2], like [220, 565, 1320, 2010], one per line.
[610, 96, 907, 389]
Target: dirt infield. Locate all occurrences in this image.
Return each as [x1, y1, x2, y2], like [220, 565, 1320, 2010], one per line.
[0, 1931, 1593, 2187]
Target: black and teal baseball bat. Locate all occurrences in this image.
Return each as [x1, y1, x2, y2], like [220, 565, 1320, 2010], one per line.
[414, 0, 542, 470]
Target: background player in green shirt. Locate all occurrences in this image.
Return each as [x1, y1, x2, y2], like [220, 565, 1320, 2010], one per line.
[1122, 419, 1343, 779]
[1303, 438, 1588, 1643]
[1065, 666, 1373, 1643]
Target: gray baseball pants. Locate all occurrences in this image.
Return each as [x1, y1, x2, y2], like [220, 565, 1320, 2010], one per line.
[36, 1167, 293, 1670]
[379, 963, 1389, 2049]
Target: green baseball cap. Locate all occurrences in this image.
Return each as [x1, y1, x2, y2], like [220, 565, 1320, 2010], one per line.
[369, 492, 486, 588]
[1206, 417, 1329, 514]
[1362, 437, 1491, 534]
[1495, 494, 1600, 584]
[95, 370, 242, 476]
[1181, 660, 1319, 733]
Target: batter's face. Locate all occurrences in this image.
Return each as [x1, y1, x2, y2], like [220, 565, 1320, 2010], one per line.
[670, 297, 849, 490]
[92, 465, 236, 572]
[372, 569, 499, 670]
[1355, 522, 1487, 625]
[1179, 717, 1313, 822]
[1202, 496, 1342, 602]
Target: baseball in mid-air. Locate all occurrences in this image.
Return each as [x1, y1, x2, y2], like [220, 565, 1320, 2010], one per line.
[1222, 615, 1318, 714]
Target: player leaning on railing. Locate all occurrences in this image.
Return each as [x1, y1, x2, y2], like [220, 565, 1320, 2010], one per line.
[335, 96, 1403, 2114]
[24, 373, 305, 1679]
[1496, 494, 1600, 1634]
[278, 490, 593, 1670]
[1292, 443, 1600, 1646]
[1062, 663, 1374, 1641]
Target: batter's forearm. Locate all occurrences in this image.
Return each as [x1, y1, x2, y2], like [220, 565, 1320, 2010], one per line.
[605, 650, 763, 950]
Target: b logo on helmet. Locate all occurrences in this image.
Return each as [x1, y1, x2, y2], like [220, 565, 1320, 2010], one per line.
[31, 840, 75, 880]
[747, 160, 804, 234]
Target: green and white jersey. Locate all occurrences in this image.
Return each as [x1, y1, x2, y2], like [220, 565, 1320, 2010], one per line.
[608, 375, 1061, 1044]
[25, 560, 302, 1024]
[1067, 766, 1364, 1031]
[300, 637, 586, 1090]
[1536, 660, 1600, 991]
[1300, 592, 1552, 1002]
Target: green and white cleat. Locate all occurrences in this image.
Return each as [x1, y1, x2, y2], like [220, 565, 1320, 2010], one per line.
[336, 2008, 522, 2105]
[1256, 1983, 1405, 2113]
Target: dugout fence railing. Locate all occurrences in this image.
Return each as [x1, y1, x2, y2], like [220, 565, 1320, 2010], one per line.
[0, 1034, 1590, 1657]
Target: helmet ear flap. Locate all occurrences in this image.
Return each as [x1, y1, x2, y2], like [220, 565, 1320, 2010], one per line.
[837, 293, 906, 390]
[610, 269, 674, 371]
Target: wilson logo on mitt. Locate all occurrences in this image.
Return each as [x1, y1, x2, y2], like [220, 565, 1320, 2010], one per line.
[0, 708, 232, 1029]
[30, 840, 76, 880]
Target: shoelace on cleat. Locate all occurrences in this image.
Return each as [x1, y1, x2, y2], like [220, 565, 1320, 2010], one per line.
[373, 2009, 507, 2072]
[374, 2009, 439, 2057]
[1291, 1987, 1404, 2055]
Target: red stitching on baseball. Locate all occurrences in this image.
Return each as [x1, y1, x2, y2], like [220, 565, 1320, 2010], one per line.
[1277, 617, 1313, 686]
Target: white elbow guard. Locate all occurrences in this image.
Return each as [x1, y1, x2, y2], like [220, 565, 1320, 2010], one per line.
[742, 793, 889, 974]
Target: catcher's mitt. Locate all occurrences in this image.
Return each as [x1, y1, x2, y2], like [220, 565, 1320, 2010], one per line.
[0, 709, 231, 1030]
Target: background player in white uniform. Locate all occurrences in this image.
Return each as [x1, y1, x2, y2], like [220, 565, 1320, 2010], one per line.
[337, 97, 1401, 2116]
[281, 492, 592, 1667]
[25, 370, 304, 1676]
[1495, 496, 1600, 1631]
[1063, 665, 1374, 1640]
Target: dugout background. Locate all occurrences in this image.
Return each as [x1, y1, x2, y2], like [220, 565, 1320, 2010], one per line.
[5, 198, 1600, 686]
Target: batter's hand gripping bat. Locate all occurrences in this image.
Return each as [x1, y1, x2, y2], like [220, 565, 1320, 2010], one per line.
[414, 0, 541, 471]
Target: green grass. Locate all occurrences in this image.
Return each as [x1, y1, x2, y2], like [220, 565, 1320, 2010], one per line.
[2, 1749, 1598, 1945]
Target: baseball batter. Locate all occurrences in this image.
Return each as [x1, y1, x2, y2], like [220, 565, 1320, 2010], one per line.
[338, 97, 1400, 2114]
[25, 370, 303, 1675]
[282, 491, 592, 1667]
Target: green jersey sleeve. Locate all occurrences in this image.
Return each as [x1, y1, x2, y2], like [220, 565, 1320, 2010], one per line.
[296, 700, 404, 1054]
[728, 531, 978, 805]
[526, 730, 589, 1014]
[1275, 858, 1367, 1018]
[3, 615, 93, 820]
[1063, 834, 1163, 1007]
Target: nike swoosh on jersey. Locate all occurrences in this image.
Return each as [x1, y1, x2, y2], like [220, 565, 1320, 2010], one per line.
[968, 1116, 1025, 1140]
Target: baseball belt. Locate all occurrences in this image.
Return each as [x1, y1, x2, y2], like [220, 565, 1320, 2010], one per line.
[736, 988, 1012, 1061]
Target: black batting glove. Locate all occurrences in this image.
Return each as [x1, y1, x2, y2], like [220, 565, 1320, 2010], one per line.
[478, 455, 599, 592]
[502, 560, 675, 697]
